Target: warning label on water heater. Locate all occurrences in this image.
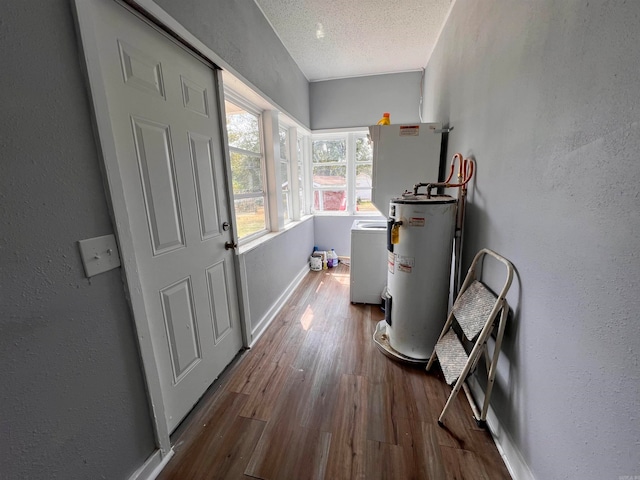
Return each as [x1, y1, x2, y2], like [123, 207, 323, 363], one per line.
[397, 256, 415, 273]
[409, 217, 425, 227]
[388, 251, 395, 274]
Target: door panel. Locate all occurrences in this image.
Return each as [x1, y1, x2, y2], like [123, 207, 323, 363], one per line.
[117, 40, 165, 98]
[131, 117, 185, 254]
[206, 261, 233, 341]
[160, 277, 201, 381]
[181, 77, 209, 117]
[189, 132, 221, 240]
[90, 0, 242, 432]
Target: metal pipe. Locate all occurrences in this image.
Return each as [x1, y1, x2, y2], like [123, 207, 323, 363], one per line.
[411, 153, 475, 296]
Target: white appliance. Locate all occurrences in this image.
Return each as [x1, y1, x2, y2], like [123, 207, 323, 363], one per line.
[350, 219, 387, 304]
[378, 194, 457, 361]
[369, 123, 442, 213]
[368, 123, 455, 362]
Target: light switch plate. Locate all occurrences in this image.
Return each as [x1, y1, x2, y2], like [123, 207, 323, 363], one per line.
[78, 234, 121, 278]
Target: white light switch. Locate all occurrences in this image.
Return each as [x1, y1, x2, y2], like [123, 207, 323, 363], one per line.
[78, 234, 121, 278]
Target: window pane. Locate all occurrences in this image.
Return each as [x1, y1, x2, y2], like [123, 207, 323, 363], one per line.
[281, 160, 291, 222]
[297, 137, 306, 214]
[225, 102, 261, 153]
[356, 163, 372, 185]
[279, 128, 288, 160]
[312, 139, 346, 163]
[282, 192, 290, 221]
[281, 162, 290, 190]
[357, 194, 378, 212]
[356, 163, 374, 212]
[298, 170, 305, 215]
[230, 152, 263, 194]
[313, 165, 346, 187]
[355, 136, 373, 162]
[234, 197, 266, 238]
[314, 190, 346, 211]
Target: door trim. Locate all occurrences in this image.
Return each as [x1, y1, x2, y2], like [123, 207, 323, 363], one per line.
[72, 0, 248, 456]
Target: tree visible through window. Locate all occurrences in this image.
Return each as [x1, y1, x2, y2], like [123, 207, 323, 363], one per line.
[312, 137, 347, 211]
[225, 100, 268, 239]
[279, 127, 292, 223]
[355, 135, 376, 212]
[297, 136, 306, 216]
[311, 132, 377, 214]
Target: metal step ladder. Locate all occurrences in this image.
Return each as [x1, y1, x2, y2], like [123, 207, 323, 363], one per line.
[426, 248, 514, 428]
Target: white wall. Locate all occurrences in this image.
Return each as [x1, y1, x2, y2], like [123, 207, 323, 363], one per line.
[424, 1, 640, 478]
[310, 72, 422, 129]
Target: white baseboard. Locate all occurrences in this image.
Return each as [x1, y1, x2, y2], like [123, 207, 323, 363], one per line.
[128, 448, 174, 480]
[467, 377, 535, 480]
[249, 265, 309, 346]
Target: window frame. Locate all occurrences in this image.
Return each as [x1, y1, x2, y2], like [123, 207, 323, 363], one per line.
[223, 87, 312, 247]
[224, 91, 270, 244]
[353, 132, 375, 215]
[278, 125, 293, 224]
[279, 121, 310, 222]
[311, 133, 349, 214]
[296, 133, 310, 218]
[310, 130, 378, 216]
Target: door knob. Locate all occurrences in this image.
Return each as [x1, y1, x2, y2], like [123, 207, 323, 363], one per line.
[225, 241, 238, 250]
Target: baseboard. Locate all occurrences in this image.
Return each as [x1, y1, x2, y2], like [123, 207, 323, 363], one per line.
[249, 265, 309, 346]
[467, 377, 535, 480]
[128, 448, 174, 480]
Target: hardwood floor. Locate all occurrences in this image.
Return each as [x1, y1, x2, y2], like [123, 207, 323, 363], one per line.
[158, 264, 511, 480]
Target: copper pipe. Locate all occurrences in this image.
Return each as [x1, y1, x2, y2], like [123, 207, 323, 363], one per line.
[411, 154, 475, 296]
[445, 153, 464, 184]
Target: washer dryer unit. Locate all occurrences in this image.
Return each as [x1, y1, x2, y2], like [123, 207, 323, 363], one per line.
[350, 219, 388, 304]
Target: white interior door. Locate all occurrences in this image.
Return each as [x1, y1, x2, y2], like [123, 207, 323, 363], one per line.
[88, 0, 242, 432]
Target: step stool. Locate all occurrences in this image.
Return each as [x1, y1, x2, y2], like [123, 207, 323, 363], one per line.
[426, 248, 514, 428]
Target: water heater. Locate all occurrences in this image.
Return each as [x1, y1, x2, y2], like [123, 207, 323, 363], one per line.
[381, 193, 457, 361]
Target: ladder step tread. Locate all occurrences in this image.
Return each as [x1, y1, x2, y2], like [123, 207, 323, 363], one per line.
[452, 280, 497, 341]
[435, 329, 469, 385]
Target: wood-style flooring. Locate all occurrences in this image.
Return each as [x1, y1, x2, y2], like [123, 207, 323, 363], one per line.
[158, 264, 511, 480]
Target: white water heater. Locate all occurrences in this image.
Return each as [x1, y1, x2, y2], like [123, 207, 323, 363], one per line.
[383, 194, 457, 361]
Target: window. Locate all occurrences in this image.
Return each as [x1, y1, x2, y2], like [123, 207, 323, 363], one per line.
[312, 136, 347, 212]
[311, 131, 378, 214]
[297, 135, 307, 216]
[279, 126, 292, 224]
[224, 87, 310, 241]
[354, 134, 376, 212]
[224, 100, 268, 240]
[281, 126, 308, 222]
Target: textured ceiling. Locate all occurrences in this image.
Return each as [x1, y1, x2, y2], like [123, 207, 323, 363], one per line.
[254, 0, 452, 82]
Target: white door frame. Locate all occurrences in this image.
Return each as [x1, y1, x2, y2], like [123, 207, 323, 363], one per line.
[73, 0, 251, 458]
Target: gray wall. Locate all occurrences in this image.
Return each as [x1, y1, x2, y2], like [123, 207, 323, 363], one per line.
[1, 0, 314, 478]
[242, 219, 315, 334]
[314, 215, 385, 258]
[423, 1, 640, 478]
[0, 1, 155, 478]
[155, 0, 310, 127]
[310, 72, 422, 129]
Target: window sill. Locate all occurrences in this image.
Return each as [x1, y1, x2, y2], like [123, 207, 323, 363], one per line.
[311, 211, 383, 217]
[237, 215, 313, 255]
